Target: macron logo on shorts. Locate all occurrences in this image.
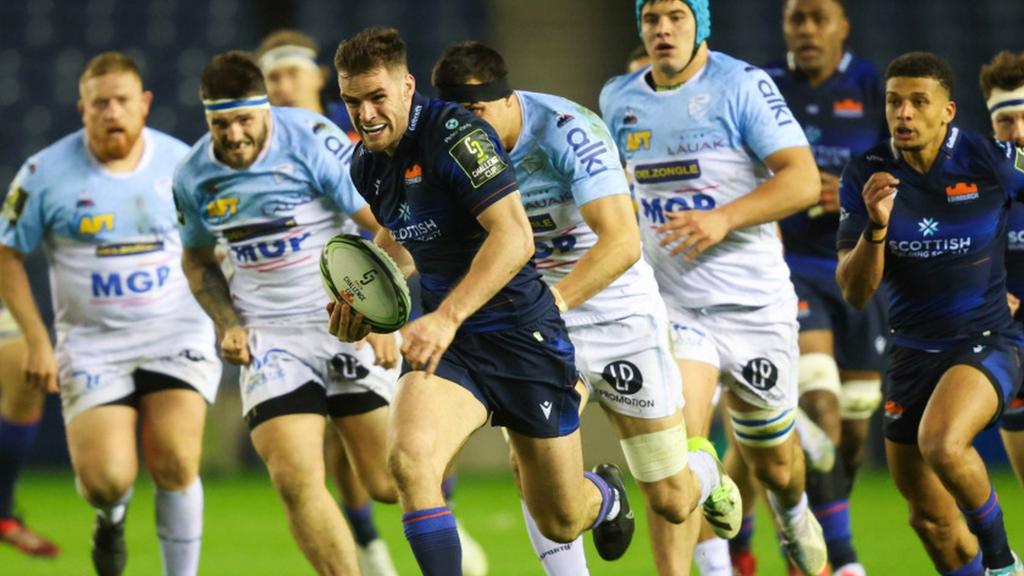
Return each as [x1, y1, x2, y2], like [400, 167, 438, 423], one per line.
[540, 401, 553, 420]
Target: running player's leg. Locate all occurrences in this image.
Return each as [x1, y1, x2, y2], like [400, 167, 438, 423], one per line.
[1000, 390, 1024, 485]
[723, 399, 762, 576]
[325, 430, 390, 562]
[0, 335, 58, 556]
[886, 441, 980, 574]
[919, 362, 1020, 572]
[387, 371, 488, 574]
[138, 380, 208, 576]
[332, 404, 396, 503]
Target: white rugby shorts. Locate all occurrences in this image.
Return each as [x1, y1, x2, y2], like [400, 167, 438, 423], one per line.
[239, 323, 398, 416]
[667, 295, 799, 411]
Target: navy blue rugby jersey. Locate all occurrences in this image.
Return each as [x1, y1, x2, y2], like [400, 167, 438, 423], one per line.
[349, 92, 551, 332]
[838, 127, 1024, 346]
[767, 52, 888, 266]
[1008, 201, 1024, 299]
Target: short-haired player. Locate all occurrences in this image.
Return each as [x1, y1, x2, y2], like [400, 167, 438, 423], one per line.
[174, 51, 398, 575]
[837, 51, 1024, 576]
[0, 52, 222, 576]
[333, 27, 636, 574]
[601, 1, 827, 573]
[979, 50, 1024, 488]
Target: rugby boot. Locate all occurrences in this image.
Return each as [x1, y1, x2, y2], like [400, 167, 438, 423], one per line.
[794, 408, 836, 473]
[778, 505, 828, 576]
[688, 436, 743, 539]
[731, 549, 757, 576]
[91, 512, 127, 576]
[590, 463, 635, 561]
[0, 516, 60, 557]
[985, 551, 1024, 576]
[457, 518, 489, 576]
[356, 538, 399, 576]
[834, 563, 866, 576]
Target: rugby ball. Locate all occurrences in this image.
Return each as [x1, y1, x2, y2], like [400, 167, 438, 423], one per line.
[320, 234, 410, 333]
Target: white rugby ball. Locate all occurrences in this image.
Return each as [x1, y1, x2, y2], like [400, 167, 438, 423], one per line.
[320, 234, 410, 333]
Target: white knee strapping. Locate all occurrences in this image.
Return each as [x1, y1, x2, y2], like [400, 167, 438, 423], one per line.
[619, 424, 689, 483]
[730, 407, 796, 447]
[840, 379, 882, 420]
[798, 353, 841, 397]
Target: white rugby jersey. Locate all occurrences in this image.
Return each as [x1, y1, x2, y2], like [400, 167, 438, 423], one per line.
[510, 90, 660, 327]
[600, 51, 808, 308]
[0, 128, 213, 357]
[174, 107, 366, 325]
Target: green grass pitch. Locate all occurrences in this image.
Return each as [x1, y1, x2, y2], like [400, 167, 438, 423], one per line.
[3, 469, 1022, 574]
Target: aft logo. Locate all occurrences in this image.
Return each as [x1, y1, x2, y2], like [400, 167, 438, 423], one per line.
[625, 130, 651, 152]
[79, 213, 115, 235]
[207, 197, 238, 219]
[945, 182, 979, 203]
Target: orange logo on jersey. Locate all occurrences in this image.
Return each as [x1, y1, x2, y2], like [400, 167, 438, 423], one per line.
[884, 400, 904, 417]
[1010, 397, 1024, 411]
[946, 182, 979, 203]
[833, 98, 864, 118]
[404, 164, 422, 184]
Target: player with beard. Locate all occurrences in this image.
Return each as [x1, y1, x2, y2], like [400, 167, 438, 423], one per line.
[980, 50, 1024, 489]
[174, 51, 399, 575]
[0, 52, 222, 576]
[837, 52, 1024, 576]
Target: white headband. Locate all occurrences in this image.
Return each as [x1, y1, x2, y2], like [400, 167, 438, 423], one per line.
[202, 95, 270, 113]
[259, 45, 319, 74]
[988, 86, 1024, 118]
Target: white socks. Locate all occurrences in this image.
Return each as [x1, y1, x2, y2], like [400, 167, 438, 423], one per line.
[89, 483, 133, 525]
[688, 449, 720, 506]
[156, 478, 204, 576]
[521, 499, 590, 576]
[769, 491, 809, 525]
[694, 537, 733, 576]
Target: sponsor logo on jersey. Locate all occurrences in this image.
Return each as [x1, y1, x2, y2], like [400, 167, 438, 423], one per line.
[2, 186, 28, 224]
[528, 213, 557, 232]
[888, 218, 973, 258]
[623, 113, 638, 125]
[391, 219, 442, 242]
[555, 113, 574, 128]
[625, 130, 651, 152]
[634, 160, 701, 184]
[884, 400, 904, 419]
[449, 128, 509, 188]
[329, 353, 370, 380]
[1015, 146, 1024, 174]
[640, 194, 717, 224]
[918, 217, 939, 237]
[666, 129, 726, 156]
[601, 360, 644, 395]
[96, 241, 164, 258]
[757, 79, 795, 127]
[323, 133, 354, 165]
[832, 98, 865, 118]
[76, 196, 95, 208]
[207, 197, 238, 219]
[945, 182, 979, 203]
[78, 214, 115, 235]
[1008, 229, 1024, 249]
[223, 217, 297, 242]
[535, 234, 577, 260]
[742, 358, 779, 390]
[404, 163, 423, 185]
[688, 94, 711, 119]
[566, 127, 610, 177]
[91, 266, 172, 298]
[230, 231, 312, 265]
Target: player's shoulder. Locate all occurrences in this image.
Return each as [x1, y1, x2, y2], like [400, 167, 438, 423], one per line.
[419, 95, 498, 155]
[848, 139, 896, 175]
[18, 130, 91, 188]
[143, 127, 190, 158]
[272, 106, 343, 143]
[520, 90, 599, 135]
[705, 51, 766, 81]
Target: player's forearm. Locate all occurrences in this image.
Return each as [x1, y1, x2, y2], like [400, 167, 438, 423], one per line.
[374, 228, 416, 278]
[719, 157, 820, 230]
[554, 230, 639, 310]
[182, 252, 241, 333]
[836, 241, 885, 309]
[437, 223, 533, 326]
[0, 246, 49, 344]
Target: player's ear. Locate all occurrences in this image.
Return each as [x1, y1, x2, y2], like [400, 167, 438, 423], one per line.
[838, 15, 850, 44]
[141, 90, 154, 114]
[403, 72, 415, 100]
[945, 99, 957, 123]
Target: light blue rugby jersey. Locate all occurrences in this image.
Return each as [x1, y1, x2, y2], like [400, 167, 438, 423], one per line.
[600, 52, 808, 308]
[173, 106, 366, 324]
[0, 128, 212, 352]
[510, 90, 660, 327]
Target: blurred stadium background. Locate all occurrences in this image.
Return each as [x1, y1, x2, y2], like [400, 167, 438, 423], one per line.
[1, 0, 1023, 574]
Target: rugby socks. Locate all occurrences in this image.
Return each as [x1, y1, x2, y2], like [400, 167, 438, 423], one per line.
[768, 491, 809, 526]
[729, 514, 756, 556]
[694, 537, 732, 576]
[813, 498, 858, 568]
[91, 484, 132, 525]
[520, 499, 589, 575]
[960, 489, 1014, 570]
[940, 551, 984, 576]
[156, 478, 203, 576]
[584, 471, 619, 528]
[688, 449, 720, 506]
[0, 417, 40, 519]
[343, 503, 380, 547]
[402, 506, 461, 575]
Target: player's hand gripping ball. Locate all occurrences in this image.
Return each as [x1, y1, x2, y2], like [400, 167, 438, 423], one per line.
[320, 234, 410, 333]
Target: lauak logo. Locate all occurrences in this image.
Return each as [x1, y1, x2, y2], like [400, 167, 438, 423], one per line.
[832, 98, 865, 118]
[917, 217, 939, 237]
[945, 182, 979, 203]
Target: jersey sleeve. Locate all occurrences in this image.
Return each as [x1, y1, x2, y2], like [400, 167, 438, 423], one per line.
[0, 159, 48, 254]
[308, 118, 367, 216]
[553, 108, 630, 206]
[837, 160, 869, 250]
[433, 111, 519, 217]
[172, 167, 218, 248]
[1008, 145, 1024, 202]
[735, 67, 809, 160]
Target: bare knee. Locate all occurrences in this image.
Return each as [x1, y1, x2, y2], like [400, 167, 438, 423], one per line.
[909, 507, 960, 546]
[388, 444, 438, 499]
[147, 450, 199, 491]
[749, 452, 795, 491]
[919, 430, 967, 474]
[799, 391, 841, 444]
[641, 479, 691, 524]
[362, 472, 398, 504]
[531, 504, 581, 543]
[77, 468, 135, 508]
